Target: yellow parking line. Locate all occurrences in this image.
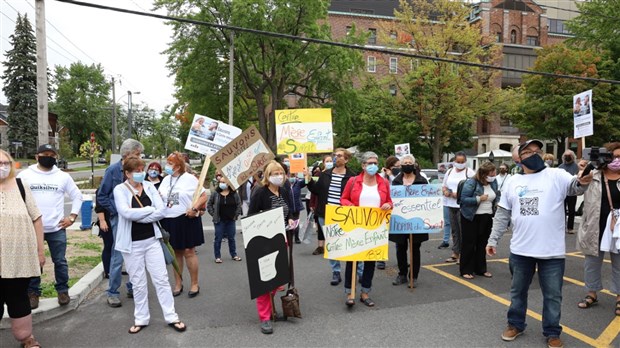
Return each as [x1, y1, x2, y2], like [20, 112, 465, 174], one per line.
[567, 251, 612, 264]
[596, 317, 620, 348]
[424, 264, 599, 347]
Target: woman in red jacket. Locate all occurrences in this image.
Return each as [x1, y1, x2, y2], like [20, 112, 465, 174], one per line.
[340, 151, 392, 307]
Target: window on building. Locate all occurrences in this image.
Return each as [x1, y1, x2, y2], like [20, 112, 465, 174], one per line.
[548, 19, 571, 34]
[510, 30, 517, 44]
[389, 57, 398, 74]
[389, 84, 397, 97]
[482, 120, 489, 133]
[496, 32, 502, 43]
[410, 58, 419, 71]
[526, 36, 538, 46]
[368, 28, 377, 44]
[390, 31, 397, 40]
[367, 56, 376, 73]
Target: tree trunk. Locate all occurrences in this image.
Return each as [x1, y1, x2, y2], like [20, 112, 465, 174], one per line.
[255, 93, 268, 147]
[431, 136, 443, 166]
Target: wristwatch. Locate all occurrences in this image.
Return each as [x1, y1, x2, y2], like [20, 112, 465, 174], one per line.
[69, 216, 76, 223]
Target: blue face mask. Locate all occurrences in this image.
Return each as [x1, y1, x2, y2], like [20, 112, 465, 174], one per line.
[164, 165, 174, 175]
[289, 177, 296, 183]
[283, 161, 290, 167]
[365, 163, 379, 176]
[132, 172, 146, 183]
[218, 183, 228, 190]
[325, 162, 334, 170]
[148, 170, 159, 178]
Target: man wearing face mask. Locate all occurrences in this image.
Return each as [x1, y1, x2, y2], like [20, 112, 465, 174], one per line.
[486, 139, 592, 348]
[17, 144, 82, 309]
[496, 163, 512, 192]
[559, 150, 579, 234]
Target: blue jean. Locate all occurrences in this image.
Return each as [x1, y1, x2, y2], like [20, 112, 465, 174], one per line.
[319, 217, 363, 277]
[214, 220, 237, 259]
[442, 205, 451, 243]
[107, 215, 132, 297]
[345, 261, 375, 294]
[508, 253, 565, 338]
[29, 229, 69, 295]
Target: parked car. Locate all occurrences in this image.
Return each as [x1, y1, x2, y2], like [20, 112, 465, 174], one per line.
[57, 158, 68, 170]
[420, 169, 441, 184]
[97, 157, 107, 164]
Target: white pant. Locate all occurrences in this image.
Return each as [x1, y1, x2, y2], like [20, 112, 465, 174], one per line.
[242, 201, 249, 217]
[122, 237, 179, 326]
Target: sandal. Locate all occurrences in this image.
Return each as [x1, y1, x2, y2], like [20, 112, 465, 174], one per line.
[21, 336, 41, 348]
[232, 256, 242, 261]
[479, 272, 493, 278]
[168, 321, 187, 332]
[445, 257, 458, 263]
[360, 296, 375, 307]
[462, 274, 474, 279]
[128, 325, 147, 334]
[172, 285, 183, 297]
[577, 295, 598, 309]
[345, 298, 355, 307]
[615, 301, 620, 316]
[215, 258, 223, 263]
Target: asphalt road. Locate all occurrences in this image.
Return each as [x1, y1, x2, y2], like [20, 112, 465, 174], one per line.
[2, 210, 618, 348]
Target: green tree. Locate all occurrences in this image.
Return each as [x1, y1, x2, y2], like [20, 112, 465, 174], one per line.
[392, 0, 501, 164]
[141, 110, 181, 159]
[155, 0, 364, 150]
[1, 14, 38, 156]
[51, 63, 112, 153]
[513, 44, 620, 151]
[567, 0, 620, 65]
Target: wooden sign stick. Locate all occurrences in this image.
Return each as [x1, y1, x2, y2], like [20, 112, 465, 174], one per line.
[192, 156, 211, 205]
[409, 234, 415, 290]
[350, 261, 357, 299]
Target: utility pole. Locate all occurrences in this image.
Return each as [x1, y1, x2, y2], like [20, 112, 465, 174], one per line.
[127, 91, 133, 139]
[228, 31, 234, 125]
[35, 0, 49, 148]
[111, 77, 117, 151]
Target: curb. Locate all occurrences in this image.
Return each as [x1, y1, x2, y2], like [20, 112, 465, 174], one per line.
[0, 263, 104, 329]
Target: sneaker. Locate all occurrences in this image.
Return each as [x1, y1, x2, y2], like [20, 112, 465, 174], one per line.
[312, 247, 324, 255]
[501, 325, 523, 341]
[107, 296, 122, 308]
[547, 337, 563, 348]
[58, 292, 70, 306]
[260, 320, 273, 334]
[438, 242, 450, 249]
[330, 272, 342, 286]
[376, 261, 386, 270]
[28, 293, 39, 310]
[392, 275, 408, 286]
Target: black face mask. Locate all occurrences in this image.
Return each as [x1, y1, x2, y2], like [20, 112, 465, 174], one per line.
[521, 154, 546, 173]
[391, 167, 401, 177]
[401, 164, 415, 174]
[38, 156, 57, 169]
[563, 155, 573, 163]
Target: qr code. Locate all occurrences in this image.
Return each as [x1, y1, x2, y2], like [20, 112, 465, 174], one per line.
[519, 197, 539, 216]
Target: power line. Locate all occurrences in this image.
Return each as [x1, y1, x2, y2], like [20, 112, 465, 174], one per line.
[53, 0, 620, 85]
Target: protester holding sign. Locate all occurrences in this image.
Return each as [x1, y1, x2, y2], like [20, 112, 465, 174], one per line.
[247, 160, 294, 334]
[390, 154, 429, 286]
[306, 149, 359, 286]
[458, 161, 500, 280]
[158, 152, 207, 299]
[340, 151, 393, 307]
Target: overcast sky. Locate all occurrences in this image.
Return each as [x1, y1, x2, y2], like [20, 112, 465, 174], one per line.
[0, 0, 176, 113]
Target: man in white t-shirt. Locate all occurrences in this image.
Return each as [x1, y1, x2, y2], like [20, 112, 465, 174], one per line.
[441, 151, 474, 263]
[486, 140, 592, 348]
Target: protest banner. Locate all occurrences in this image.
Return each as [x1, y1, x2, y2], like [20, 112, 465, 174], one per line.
[390, 184, 444, 234]
[323, 205, 390, 261]
[394, 143, 410, 159]
[275, 108, 333, 154]
[184, 114, 242, 156]
[211, 125, 275, 190]
[241, 207, 290, 300]
[573, 89, 593, 139]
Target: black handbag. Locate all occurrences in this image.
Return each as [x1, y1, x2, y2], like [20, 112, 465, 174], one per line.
[280, 230, 301, 318]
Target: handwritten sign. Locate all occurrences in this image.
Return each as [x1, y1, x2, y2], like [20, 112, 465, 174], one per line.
[289, 153, 306, 173]
[275, 108, 333, 154]
[184, 114, 242, 156]
[211, 125, 275, 190]
[241, 207, 290, 299]
[324, 205, 389, 261]
[390, 184, 444, 234]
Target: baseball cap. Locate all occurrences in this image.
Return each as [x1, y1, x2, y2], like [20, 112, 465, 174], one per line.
[518, 139, 544, 155]
[37, 144, 58, 155]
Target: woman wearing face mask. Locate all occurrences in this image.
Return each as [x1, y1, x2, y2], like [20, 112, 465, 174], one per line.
[543, 153, 555, 168]
[146, 162, 163, 189]
[576, 142, 620, 315]
[381, 155, 401, 184]
[248, 160, 294, 334]
[158, 152, 207, 299]
[389, 154, 429, 287]
[281, 158, 306, 244]
[207, 176, 242, 263]
[496, 163, 512, 192]
[340, 151, 393, 307]
[113, 156, 186, 334]
[458, 161, 500, 279]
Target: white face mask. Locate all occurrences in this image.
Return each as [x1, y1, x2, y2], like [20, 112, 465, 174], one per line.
[486, 176, 497, 183]
[0, 167, 9, 179]
[269, 175, 284, 186]
[453, 162, 466, 170]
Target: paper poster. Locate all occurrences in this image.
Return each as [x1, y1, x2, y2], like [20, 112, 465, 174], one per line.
[211, 125, 275, 190]
[275, 108, 333, 154]
[241, 207, 290, 299]
[573, 89, 593, 138]
[184, 114, 242, 156]
[289, 153, 306, 173]
[324, 205, 390, 261]
[394, 143, 410, 159]
[437, 162, 453, 181]
[390, 184, 444, 234]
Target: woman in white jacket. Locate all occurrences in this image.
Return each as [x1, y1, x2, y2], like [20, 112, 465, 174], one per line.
[113, 156, 186, 334]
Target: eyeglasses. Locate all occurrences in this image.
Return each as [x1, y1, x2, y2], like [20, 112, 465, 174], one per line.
[520, 149, 543, 158]
[365, 162, 378, 165]
[0, 161, 11, 167]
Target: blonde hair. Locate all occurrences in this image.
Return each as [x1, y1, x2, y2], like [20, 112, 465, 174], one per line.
[543, 153, 555, 162]
[0, 149, 17, 180]
[261, 160, 285, 186]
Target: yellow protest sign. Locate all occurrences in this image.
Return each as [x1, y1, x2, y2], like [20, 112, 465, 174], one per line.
[324, 205, 390, 261]
[275, 108, 333, 155]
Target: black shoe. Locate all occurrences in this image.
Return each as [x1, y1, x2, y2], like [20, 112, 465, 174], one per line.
[260, 320, 273, 334]
[295, 238, 301, 244]
[376, 261, 386, 270]
[188, 287, 200, 298]
[122, 271, 129, 275]
[330, 272, 342, 286]
[392, 275, 408, 286]
[438, 242, 450, 249]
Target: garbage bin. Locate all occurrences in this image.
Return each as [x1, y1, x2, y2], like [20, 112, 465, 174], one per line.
[80, 194, 93, 230]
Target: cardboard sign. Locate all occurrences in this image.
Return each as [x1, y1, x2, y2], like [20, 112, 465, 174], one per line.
[241, 207, 290, 299]
[573, 89, 593, 138]
[184, 114, 242, 156]
[324, 205, 390, 261]
[390, 184, 443, 234]
[288, 153, 306, 173]
[211, 125, 275, 190]
[275, 108, 333, 154]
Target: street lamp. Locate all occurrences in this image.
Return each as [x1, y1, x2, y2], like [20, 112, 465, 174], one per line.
[127, 91, 141, 139]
